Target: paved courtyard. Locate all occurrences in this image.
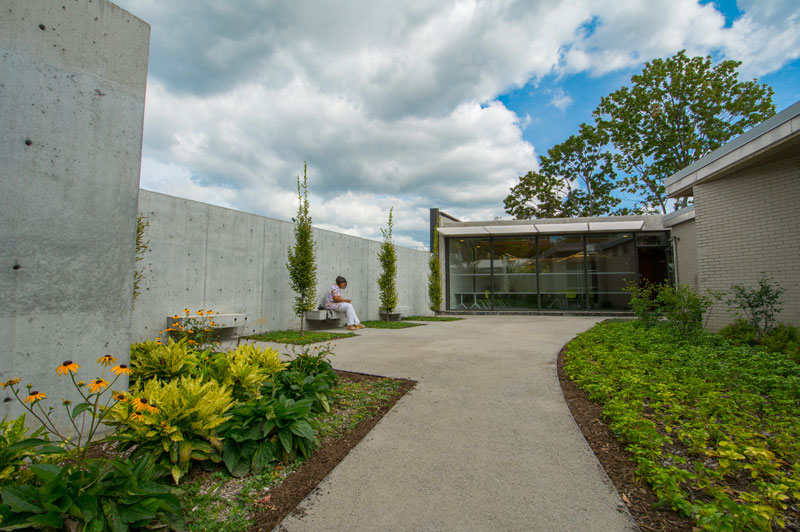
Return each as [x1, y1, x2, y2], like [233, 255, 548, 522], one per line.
[274, 315, 637, 532]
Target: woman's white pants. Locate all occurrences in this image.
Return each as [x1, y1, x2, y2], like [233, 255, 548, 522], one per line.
[339, 302, 360, 325]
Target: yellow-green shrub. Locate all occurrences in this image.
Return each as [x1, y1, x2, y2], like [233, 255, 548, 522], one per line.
[130, 338, 197, 384]
[211, 344, 287, 401]
[111, 376, 234, 483]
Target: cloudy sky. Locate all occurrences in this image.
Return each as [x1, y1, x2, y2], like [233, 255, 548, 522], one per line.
[114, 0, 800, 249]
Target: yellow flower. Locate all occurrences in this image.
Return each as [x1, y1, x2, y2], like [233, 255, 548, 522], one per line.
[197, 309, 205, 315]
[97, 355, 116, 367]
[184, 308, 190, 314]
[209, 321, 217, 327]
[77, 380, 86, 387]
[187, 339, 198, 345]
[112, 391, 127, 402]
[2, 378, 20, 389]
[130, 411, 144, 422]
[62, 399, 72, 406]
[87, 378, 109, 393]
[131, 397, 151, 412]
[165, 328, 174, 332]
[188, 329, 194, 334]
[146, 401, 158, 413]
[56, 360, 80, 375]
[171, 322, 180, 327]
[24, 391, 46, 404]
[111, 364, 131, 376]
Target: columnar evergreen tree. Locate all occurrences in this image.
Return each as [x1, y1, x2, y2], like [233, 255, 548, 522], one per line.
[428, 220, 442, 312]
[377, 207, 398, 320]
[286, 163, 317, 333]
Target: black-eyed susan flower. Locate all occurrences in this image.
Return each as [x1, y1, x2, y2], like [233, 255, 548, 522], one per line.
[187, 339, 198, 345]
[76, 380, 86, 387]
[24, 391, 46, 404]
[87, 378, 109, 393]
[1, 378, 20, 389]
[145, 401, 158, 413]
[184, 308, 190, 314]
[112, 391, 127, 402]
[97, 355, 116, 367]
[197, 309, 205, 315]
[209, 321, 217, 327]
[171, 322, 180, 327]
[130, 411, 144, 422]
[56, 360, 80, 375]
[131, 397, 150, 412]
[111, 364, 131, 376]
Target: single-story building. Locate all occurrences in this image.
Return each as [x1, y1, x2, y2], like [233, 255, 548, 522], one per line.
[430, 100, 799, 329]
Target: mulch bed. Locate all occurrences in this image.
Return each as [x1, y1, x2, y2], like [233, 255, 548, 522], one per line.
[557, 345, 694, 532]
[248, 370, 416, 532]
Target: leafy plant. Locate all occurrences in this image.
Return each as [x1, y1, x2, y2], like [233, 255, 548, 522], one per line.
[218, 395, 318, 477]
[110, 377, 234, 484]
[207, 344, 286, 402]
[428, 220, 443, 312]
[622, 280, 661, 326]
[377, 207, 398, 318]
[130, 337, 197, 384]
[0, 416, 62, 486]
[0, 455, 183, 532]
[162, 309, 220, 349]
[719, 319, 758, 347]
[655, 283, 715, 337]
[133, 214, 150, 308]
[761, 323, 800, 358]
[266, 344, 337, 413]
[727, 274, 784, 340]
[286, 162, 318, 333]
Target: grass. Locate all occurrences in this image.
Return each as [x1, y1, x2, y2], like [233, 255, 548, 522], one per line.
[402, 315, 463, 322]
[360, 320, 423, 329]
[248, 329, 355, 344]
[182, 374, 406, 532]
[565, 320, 800, 531]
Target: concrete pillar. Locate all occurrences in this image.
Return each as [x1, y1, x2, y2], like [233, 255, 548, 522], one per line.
[0, 0, 150, 429]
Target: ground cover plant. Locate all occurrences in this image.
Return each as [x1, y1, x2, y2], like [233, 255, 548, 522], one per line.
[402, 315, 463, 322]
[359, 320, 423, 329]
[248, 330, 355, 345]
[564, 320, 800, 531]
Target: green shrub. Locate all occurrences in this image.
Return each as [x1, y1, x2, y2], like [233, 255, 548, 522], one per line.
[377, 208, 398, 316]
[0, 416, 62, 486]
[655, 283, 714, 337]
[0, 455, 183, 532]
[130, 338, 197, 384]
[718, 319, 758, 346]
[622, 280, 661, 326]
[110, 377, 234, 484]
[761, 323, 800, 357]
[727, 274, 784, 340]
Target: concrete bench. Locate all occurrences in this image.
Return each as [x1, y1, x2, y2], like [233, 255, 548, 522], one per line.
[304, 308, 345, 322]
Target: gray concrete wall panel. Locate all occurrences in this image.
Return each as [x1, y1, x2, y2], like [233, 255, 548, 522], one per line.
[0, 0, 149, 426]
[132, 191, 432, 341]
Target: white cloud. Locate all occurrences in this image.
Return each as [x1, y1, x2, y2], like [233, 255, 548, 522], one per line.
[113, 0, 800, 246]
[549, 88, 573, 111]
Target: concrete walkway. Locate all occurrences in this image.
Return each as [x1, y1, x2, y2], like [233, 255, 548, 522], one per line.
[275, 315, 637, 532]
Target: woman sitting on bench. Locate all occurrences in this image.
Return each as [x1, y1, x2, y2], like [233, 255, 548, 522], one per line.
[325, 276, 365, 331]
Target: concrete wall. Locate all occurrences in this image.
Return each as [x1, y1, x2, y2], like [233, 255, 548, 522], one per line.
[695, 154, 800, 330]
[132, 191, 432, 340]
[0, 1, 149, 423]
[671, 218, 698, 292]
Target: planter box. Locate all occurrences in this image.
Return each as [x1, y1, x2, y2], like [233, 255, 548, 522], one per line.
[379, 311, 402, 322]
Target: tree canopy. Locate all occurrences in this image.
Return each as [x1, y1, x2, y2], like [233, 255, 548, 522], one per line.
[505, 50, 775, 218]
[286, 163, 318, 332]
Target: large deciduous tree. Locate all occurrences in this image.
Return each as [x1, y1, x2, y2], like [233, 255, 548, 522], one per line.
[594, 50, 774, 213]
[286, 163, 318, 333]
[504, 124, 625, 219]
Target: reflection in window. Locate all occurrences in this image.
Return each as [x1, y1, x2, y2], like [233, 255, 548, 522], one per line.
[448, 237, 491, 310]
[491, 237, 538, 309]
[586, 233, 635, 310]
[539, 235, 585, 310]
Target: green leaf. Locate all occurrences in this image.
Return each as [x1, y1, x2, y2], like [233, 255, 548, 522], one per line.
[28, 511, 64, 529]
[71, 402, 94, 419]
[1, 485, 44, 513]
[29, 464, 62, 484]
[73, 492, 98, 522]
[278, 428, 293, 454]
[101, 497, 126, 532]
[289, 420, 315, 441]
[6, 438, 48, 452]
[251, 441, 274, 473]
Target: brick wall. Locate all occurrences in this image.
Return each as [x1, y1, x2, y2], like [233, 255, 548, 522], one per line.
[671, 218, 698, 292]
[695, 154, 800, 330]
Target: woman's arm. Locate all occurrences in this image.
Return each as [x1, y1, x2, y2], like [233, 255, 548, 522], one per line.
[333, 294, 351, 303]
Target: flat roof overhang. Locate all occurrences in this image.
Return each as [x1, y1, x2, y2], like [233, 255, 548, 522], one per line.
[437, 220, 645, 236]
[666, 101, 800, 198]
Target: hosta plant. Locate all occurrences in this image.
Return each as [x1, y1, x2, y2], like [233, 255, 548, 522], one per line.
[109, 376, 234, 484]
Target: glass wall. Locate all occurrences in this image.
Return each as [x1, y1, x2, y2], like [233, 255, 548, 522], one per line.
[491, 237, 538, 310]
[445, 231, 669, 312]
[539, 235, 586, 310]
[447, 237, 491, 310]
[586, 233, 635, 310]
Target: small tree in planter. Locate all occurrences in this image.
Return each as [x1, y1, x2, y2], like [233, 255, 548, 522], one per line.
[377, 208, 398, 321]
[287, 163, 318, 333]
[428, 220, 442, 312]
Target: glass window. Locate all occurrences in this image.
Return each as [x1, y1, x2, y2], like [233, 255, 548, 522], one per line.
[448, 237, 491, 310]
[586, 233, 635, 310]
[539, 235, 585, 310]
[491, 237, 538, 310]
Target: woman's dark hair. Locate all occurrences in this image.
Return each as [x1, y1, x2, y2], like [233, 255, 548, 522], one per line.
[335, 276, 347, 285]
